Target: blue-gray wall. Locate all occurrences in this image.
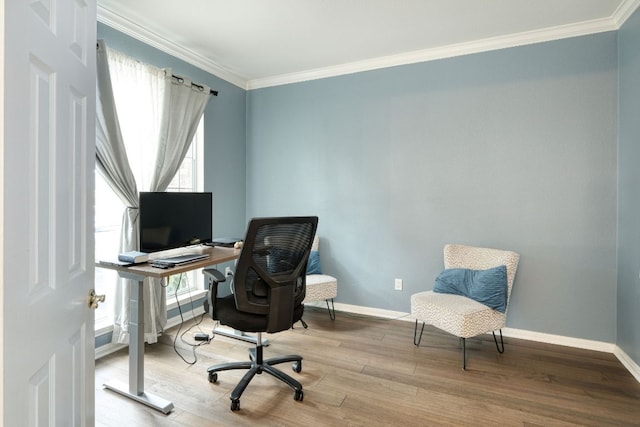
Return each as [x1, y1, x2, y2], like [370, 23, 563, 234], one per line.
[246, 33, 619, 343]
[97, 23, 247, 238]
[98, 20, 639, 365]
[618, 9, 640, 365]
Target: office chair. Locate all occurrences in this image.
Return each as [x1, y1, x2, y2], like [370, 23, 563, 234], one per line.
[411, 244, 520, 369]
[203, 216, 318, 411]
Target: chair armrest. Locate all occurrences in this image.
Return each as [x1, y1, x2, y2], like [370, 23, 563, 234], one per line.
[203, 268, 226, 284]
[202, 268, 226, 315]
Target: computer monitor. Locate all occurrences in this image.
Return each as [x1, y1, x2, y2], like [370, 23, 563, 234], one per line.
[139, 191, 212, 253]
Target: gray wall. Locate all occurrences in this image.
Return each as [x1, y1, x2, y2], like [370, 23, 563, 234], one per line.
[97, 21, 631, 353]
[97, 23, 247, 238]
[618, 9, 640, 364]
[246, 33, 619, 343]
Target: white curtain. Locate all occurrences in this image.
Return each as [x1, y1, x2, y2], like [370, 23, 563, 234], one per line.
[151, 75, 212, 191]
[96, 40, 212, 344]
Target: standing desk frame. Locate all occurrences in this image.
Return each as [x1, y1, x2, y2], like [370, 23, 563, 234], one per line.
[96, 246, 240, 414]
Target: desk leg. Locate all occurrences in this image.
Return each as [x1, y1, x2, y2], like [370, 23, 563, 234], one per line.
[104, 279, 175, 414]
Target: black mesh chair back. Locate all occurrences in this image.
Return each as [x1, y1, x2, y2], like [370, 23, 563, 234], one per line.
[203, 216, 318, 411]
[232, 217, 316, 332]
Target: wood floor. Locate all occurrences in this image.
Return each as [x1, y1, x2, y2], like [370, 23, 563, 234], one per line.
[95, 307, 640, 426]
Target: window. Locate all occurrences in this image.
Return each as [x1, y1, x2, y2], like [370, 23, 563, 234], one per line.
[161, 120, 205, 297]
[94, 119, 203, 329]
[94, 47, 206, 330]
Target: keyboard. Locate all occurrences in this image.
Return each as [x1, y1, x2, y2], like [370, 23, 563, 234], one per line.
[152, 253, 209, 266]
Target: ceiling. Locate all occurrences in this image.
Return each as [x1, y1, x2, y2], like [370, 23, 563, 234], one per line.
[97, 0, 639, 90]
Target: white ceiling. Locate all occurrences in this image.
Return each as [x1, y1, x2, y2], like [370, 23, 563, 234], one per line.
[97, 0, 639, 90]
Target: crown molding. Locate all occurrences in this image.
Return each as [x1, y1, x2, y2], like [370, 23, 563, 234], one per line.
[247, 15, 621, 90]
[97, 5, 248, 90]
[613, 0, 640, 26]
[98, 1, 640, 92]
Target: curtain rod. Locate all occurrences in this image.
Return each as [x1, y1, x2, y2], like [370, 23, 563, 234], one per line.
[172, 75, 219, 97]
[96, 43, 219, 96]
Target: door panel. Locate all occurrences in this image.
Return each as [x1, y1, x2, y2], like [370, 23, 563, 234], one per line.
[2, 0, 96, 425]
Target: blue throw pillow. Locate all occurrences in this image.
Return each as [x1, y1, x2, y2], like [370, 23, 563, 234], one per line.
[433, 265, 508, 313]
[306, 251, 322, 275]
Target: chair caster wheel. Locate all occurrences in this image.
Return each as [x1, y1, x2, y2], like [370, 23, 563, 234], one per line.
[231, 399, 240, 411]
[294, 389, 304, 401]
[208, 372, 217, 383]
[292, 360, 302, 373]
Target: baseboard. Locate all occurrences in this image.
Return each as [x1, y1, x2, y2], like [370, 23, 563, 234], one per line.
[166, 305, 206, 330]
[326, 302, 640, 383]
[95, 342, 126, 360]
[318, 301, 413, 321]
[613, 345, 640, 383]
[500, 327, 616, 353]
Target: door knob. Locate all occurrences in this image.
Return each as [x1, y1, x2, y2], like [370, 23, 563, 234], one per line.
[88, 289, 106, 309]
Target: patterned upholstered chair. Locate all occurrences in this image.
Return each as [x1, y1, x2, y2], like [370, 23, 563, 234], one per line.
[302, 235, 337, 321]
[411, 244, 520, 369]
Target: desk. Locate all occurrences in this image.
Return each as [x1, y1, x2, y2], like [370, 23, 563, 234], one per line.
[96, 245, 240, 414]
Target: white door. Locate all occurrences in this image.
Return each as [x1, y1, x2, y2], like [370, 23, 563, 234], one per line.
[1, 0, 97, 425]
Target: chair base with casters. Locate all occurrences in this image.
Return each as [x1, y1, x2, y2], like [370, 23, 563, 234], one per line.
[410, 244, 519, 370]
[207, 331, 304, 411]
[202, 216, 318, 411]
[204, 289, 307, 411]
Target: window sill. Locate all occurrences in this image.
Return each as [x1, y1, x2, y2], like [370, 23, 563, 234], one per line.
[167, 289, 208, 314]
[95, 289, 208, 359]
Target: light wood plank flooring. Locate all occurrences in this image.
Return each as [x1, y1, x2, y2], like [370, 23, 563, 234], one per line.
[95, 307, 640, 426]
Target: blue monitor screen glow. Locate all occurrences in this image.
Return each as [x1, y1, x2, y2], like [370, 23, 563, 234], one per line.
[139, 191, 212, 253]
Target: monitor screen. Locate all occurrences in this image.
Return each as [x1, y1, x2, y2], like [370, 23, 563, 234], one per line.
[139, 191, 212, 253]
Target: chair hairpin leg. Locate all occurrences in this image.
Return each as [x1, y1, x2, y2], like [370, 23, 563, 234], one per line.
[413, 320, 426, 346]
[325, 298, 336, 320]
[293, 318, 308, 329]
[492, 329, 505, 353]
[462, 338, 466, 370]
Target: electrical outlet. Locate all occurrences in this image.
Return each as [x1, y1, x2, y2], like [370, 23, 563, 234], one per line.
[394, 278, 403, 291]
[225, 266, 233, 276]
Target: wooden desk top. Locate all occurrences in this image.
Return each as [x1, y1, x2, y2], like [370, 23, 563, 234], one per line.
[96, 246, 241, 279]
